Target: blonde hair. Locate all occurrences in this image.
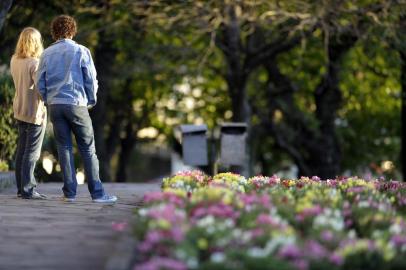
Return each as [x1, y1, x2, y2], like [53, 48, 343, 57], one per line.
[14, 27, 43, 59]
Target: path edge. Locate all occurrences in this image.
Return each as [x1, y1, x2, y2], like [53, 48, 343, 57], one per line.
[104, 230, 137, 270]
[0, 171, 15, 191]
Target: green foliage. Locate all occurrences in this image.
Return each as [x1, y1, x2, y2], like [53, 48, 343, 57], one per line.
[339, 42, 401, 178]
[0, 75, 17, 170]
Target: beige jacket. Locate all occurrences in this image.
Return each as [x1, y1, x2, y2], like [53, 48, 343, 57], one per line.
[10, 56, 46, 125]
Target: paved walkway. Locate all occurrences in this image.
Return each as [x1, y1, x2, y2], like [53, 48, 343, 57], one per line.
[0, 182, 160, 270]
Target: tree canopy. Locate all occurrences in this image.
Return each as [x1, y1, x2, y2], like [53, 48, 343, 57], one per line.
[0, 0, 405, 180]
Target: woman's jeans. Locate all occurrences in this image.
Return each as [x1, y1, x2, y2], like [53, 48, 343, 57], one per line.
[49, 104, 104, 199]
[15, 120, 45, 196]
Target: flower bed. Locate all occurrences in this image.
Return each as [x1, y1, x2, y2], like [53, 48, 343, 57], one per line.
[133, 171, 406, 270]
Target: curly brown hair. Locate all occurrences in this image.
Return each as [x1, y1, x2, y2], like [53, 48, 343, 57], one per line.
[51, 15, 77, 40]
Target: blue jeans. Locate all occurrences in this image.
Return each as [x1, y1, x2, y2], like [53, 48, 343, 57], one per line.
[49, 105, 104, 199]
[15, 120, 45, 197]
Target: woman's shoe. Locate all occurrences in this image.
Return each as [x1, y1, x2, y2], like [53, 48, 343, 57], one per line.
[22, 190, 47, 200]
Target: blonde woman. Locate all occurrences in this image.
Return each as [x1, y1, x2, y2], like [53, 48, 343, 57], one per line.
[10, 27, 47, 199]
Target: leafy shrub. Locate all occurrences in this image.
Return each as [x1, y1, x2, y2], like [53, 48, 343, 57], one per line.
[0, 75, 17, 171]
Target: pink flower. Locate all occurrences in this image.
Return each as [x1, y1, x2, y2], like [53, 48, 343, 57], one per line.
[320, 230, 334, 242]
[256, 214, 278, 227]
[347, 186, 365, 193]
[391, 235, 406, 248]
[278, 244, 302, 259]
[301, 205, 322, 216]
[250, 228, 265, 238]
[112, 221, 128, 232]
[329, 253, 343, 265]
[311, 176, 321, 181]
[138, 228, 185, 253]
[344, 219, 353, 227]
[134, 257, 187, 270]
[293, 259, 309, 270]
[147, 204, 185, 224]
[143, 192, 185, 207]
[239, 193, 271, 208]
[191, 203, 239, 220]
[305, 240, 327, 258]
[326, 179, 339, 187]
[176, 170, 208, 183]
[296, 205, 323, 221]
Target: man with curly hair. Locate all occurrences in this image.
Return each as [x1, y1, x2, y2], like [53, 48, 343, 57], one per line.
[36, 15, 117, 203]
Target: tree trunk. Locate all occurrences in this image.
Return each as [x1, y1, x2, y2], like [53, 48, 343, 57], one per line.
[114, 79, 136, 183]
[400, 51, 406, 180]
[0, 0, 12, 32]
[260, 33, 357, 179]
[221, 5, 250, 123]
[90, 30, 117, 182]
[115, 120, 136, 182]
[226, 76, 250, 122]
[310, 61, 343, 178]
[217, 5, 251, 175]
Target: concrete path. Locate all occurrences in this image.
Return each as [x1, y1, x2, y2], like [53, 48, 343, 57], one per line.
[0, 182, 160, 270]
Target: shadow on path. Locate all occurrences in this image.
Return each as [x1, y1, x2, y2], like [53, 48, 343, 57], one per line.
[0, 182, 160, 270]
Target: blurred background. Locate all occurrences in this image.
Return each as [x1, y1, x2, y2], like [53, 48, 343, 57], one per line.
[0, 0, 405, 183]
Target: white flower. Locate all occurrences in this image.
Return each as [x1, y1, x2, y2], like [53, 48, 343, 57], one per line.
[206, 226, 215, 234]
[186, 258, 198, 268]
[372, 230, 383, 238]
[211, 252, 226, 263]
[358, 201, 370, 208]
[313, 210, 344, 231]
[197, 215, 215, 227]
[232, 228, 242, 238]
[240, 231, 252, 243]
[248, 247, 267, 258]
[389, 223, 402, 234]
[224, 218, 234, 227]
[348, 229, 356, 239]
[264, 235, 296, 254]
[138, 208, 147, 216]
[314, 215, 328, 226]
[378, 203, 389, 212]
[175, 249, 187, 259]
[332, 219, 344, 231]
[218, 237, 231, 247]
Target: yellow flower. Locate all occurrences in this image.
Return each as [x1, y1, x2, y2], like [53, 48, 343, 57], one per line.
[155, 219, 171, 230]
[197, 238, 208, 249]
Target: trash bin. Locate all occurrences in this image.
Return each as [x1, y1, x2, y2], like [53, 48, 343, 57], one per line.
[219, 122, 247, 166]
[179, 124, 208, 166]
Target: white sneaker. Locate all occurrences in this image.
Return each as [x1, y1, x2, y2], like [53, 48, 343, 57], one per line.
[92, 195, 117, 203]
[22, 190, 47, 200]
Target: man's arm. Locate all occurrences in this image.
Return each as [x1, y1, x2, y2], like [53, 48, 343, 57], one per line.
[36, 55, 47, 103]
[81, 48, 98, 107]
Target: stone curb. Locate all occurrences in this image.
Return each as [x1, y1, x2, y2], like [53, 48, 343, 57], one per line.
[0, 171, 15, 191]
[104, 230, 137, 270]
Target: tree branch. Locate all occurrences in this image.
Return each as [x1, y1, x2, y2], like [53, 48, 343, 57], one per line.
[0, 0, 12, 31]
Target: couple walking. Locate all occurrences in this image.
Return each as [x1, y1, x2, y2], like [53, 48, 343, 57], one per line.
[10, 15, 117, 203]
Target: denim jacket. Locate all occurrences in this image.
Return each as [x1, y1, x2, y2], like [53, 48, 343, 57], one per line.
[36, 39, 98, 107]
